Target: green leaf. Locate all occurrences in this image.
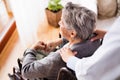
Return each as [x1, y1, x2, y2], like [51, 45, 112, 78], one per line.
[47, 0, 63, 11]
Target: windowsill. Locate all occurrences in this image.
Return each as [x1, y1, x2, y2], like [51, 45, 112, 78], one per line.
[0, 17, 16, 53]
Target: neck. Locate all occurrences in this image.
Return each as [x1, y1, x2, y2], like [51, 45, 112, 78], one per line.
[69, 38, 82, 47]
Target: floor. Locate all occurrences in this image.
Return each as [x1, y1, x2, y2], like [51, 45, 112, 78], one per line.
[0, 23, 60, 80]
[0, 29, 24, 80]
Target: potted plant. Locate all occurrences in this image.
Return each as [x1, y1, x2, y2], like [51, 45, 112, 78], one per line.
[45, 0, 63, 27]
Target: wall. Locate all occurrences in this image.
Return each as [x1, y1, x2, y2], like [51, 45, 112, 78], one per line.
[9, 0, 48, 48]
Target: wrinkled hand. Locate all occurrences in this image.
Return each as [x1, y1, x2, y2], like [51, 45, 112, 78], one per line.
[46, 41, 58, 52]
[91, 29, 107, 41]
[31, 41, 47, 51]
[46, 38, 63, 52]
[59, 47, 77, 62]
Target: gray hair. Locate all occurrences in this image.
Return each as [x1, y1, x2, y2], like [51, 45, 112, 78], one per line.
[62, 2, 96, 40]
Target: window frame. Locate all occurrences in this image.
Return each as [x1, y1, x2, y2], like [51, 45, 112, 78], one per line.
[0, 0, 16, 53]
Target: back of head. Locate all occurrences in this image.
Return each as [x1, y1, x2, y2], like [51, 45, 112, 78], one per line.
[62, 2, 96, 40]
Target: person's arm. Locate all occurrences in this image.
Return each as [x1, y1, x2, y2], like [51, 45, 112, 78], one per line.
[91, 29, 107, 41]
[22, 41, 59, 79]
[60, 44, 120, 80]
[59, 48, 78, 70]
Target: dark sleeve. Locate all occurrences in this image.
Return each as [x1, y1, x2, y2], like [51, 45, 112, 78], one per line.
[22, 49, 64, 79]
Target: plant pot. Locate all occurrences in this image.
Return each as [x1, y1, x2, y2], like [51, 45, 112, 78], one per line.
[45, 8, 62, 28]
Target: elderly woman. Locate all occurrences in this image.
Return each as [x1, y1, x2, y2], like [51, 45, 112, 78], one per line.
[22, 2, 101, 80]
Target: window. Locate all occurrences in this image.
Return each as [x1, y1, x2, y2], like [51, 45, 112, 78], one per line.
[0, 0, 15, 53]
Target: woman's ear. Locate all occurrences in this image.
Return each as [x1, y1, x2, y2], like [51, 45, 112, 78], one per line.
[70, 30, 76, 38]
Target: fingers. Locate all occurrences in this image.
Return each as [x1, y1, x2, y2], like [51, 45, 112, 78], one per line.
[45, 44, 53, 52]
[59, 47, 68, 54]
[73, 51, 77, 55]
[38, 41, 46, 49]
[46, 42, 57, 52]
[38, 41, 55, 52]
[90, 36, 99, 41]
[59, 47, 76, 56]
[59, 47, 77, 62]
[31, 41, 47, 50]
[92, 29, 106, 41]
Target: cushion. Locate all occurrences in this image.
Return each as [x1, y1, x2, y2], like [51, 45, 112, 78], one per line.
[117, 0, 120, 16]
[76, 0, 98, 15]
[98, 0, 117, 19]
